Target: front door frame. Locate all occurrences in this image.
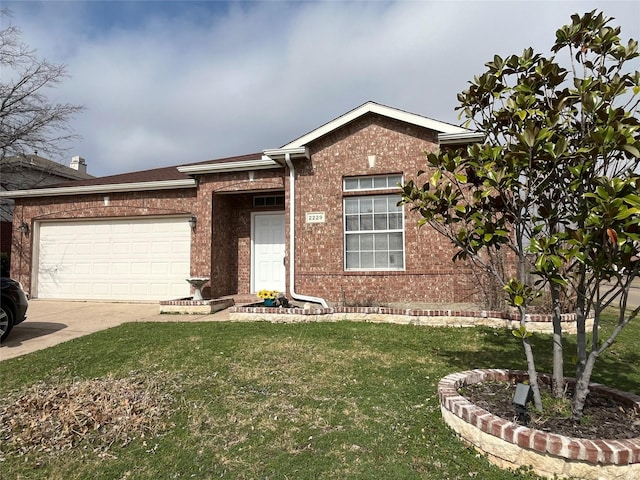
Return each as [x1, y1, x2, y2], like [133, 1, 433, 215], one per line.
[250, 211, 286, 294]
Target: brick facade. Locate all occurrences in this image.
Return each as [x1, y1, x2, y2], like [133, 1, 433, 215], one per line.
[10, 107, 485, 305]
[292, 113, 479, 304]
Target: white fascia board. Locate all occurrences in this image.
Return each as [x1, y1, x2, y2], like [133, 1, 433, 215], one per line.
[0, 179, 196, 199]
[438, 132, 485, 145]
[262, 147, 309, 159]
[282, 102, 471, 148]
[177, 157, 280, 174]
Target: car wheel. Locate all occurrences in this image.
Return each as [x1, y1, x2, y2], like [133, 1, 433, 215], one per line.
[0, 304, 14, 342]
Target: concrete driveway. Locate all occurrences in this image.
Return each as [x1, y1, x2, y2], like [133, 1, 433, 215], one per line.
[0, 300, 229, 361]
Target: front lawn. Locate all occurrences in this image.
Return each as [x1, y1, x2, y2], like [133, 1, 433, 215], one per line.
[1, 315, 638, 479]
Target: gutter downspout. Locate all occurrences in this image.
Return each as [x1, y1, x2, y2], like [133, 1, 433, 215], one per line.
[284, 152, 329, 308]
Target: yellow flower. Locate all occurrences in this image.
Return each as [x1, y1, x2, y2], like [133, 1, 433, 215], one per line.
[257, 289, 279, 300]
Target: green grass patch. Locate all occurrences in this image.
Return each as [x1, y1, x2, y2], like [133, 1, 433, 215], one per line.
[1, 314, 639, 479]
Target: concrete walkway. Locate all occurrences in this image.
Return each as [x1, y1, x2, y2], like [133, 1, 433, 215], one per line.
[0, 300, 230, 361]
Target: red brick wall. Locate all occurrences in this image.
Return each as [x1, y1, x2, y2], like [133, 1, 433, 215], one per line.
[10, 189, 198, 293]
[12, 170, 286, 299]
[197, 170, 285, 297]
[291, 113, 480, 305]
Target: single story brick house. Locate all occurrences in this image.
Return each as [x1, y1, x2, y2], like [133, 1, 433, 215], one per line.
[4, 102, 485, 306]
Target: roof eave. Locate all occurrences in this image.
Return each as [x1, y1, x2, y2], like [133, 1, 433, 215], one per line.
[262, 147, 309, 159]
[0, 179, 197, 199]
[438, 132, 485, 145]
[177, 157, 281, 174]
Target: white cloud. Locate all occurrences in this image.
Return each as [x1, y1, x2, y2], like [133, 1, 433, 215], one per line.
[4, 0, 639, 176]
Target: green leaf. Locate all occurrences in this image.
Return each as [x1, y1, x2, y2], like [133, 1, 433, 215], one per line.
[615, 208, 640, 220]
[512, 326, 532, 339]
[622, 144, 640, 158]
[430, 170, 441, 187]
[454, 172, 468, 183]
[522, 129, 536, 148]
[514, 295, 524, 306]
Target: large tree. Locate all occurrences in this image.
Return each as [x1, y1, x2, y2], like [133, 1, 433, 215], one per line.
[0, 9, 83, 167]
[402, 10, 640, 418]
[0, 9, 84, 225]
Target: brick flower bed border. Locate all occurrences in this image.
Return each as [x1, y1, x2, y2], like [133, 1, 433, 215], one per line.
[229, 305, 591, 334]
[159, 297, 234, 314]
[438, 369, 640, 479]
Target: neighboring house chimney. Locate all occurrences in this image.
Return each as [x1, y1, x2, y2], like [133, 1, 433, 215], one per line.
[70, 156, 87, 174]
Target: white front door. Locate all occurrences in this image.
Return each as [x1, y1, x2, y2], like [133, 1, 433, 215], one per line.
[252, 212, 286, 293]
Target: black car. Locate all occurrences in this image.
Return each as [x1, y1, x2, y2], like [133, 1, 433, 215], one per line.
[1, 277, 29, 342]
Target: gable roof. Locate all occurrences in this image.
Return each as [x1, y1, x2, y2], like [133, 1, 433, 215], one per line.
[281, 101, 481, 149]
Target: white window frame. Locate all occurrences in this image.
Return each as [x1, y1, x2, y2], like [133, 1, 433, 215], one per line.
[343, 174, 403, 192]
[343, 175, 405, 271]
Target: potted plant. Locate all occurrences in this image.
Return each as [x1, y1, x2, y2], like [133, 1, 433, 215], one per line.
[256, 289, 279, 307]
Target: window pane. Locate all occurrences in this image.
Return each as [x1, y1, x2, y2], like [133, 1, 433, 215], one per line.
[360, 234, 373, 250]
[389, 175, 402, 187]
[344, 178, 359, 190]
[346, 234, 359, 250]
[375, 252, 389, 268]
[344, 198, 359, 214]
[388, 197, 401, 212]
[360, 252, 374, 268]
[360, 198, 373, 213]
[389, 251, 403, 268]
[374, 214, 387, 230]
[360, 214, 373, 230]
[389, 233, 403, 250]
[346, 252, 359, 269]
[374, 233, 388, 250]
[359, 177, 373, 190]
[373, 176, 388, 189]
[345, 215, 359, 231]
[373, 197, 388, 213]
[388, 213, 402, 230]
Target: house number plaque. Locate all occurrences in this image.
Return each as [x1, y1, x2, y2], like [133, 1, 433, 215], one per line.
[305, 212, 326, 223]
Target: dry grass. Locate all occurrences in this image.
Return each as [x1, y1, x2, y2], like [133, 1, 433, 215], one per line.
[0, 372, 175, 461]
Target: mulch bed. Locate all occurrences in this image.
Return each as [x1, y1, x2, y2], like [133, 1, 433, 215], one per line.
[460, 381, 640, 440]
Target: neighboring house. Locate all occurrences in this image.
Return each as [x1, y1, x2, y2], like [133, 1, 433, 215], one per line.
[2, 102, 485, 305]
[0, 155, 93, 268]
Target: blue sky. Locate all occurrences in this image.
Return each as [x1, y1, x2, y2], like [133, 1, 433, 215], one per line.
[4, 0, 640, 177]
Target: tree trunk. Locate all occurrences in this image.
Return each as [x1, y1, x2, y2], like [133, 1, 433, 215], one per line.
[523, 337, 543, 411]
[572, 351, 598, 419]
[519, 306, 542, 411]
[550, 281, 565, 398]
[575, 267, 588, 381]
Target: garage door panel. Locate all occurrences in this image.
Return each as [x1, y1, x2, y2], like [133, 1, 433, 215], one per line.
[151, 263, 169, 274]
[37, 218, 191, 301]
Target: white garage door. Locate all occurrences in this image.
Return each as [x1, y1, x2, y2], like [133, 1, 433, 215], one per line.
[36, 217, 191, 301]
